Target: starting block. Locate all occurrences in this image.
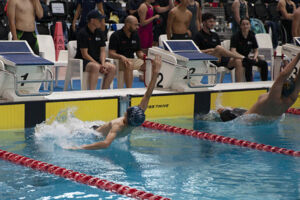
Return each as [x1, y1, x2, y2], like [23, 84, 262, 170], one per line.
[145, 40, 218, 90]
[0, 41, 54, 100]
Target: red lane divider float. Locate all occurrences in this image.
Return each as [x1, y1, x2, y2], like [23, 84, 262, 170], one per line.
[142, 121, 300, 157]
[0, 149, 170, 200]
[286, 108, 300, 115]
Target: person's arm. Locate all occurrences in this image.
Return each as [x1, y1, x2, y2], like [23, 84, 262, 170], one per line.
[76, 125, 120, 150]
[7, 0, 17, 40]
[139, 55, 162, 111]
[232, 0, 241, 24]
[81, 48, 98, 63]
[100, 46, 106, 66]
[166, 9, 175, 40]
[277, 0, 294, 20]
[269, 52, 300, 98]
[196, 1, 201, 31]
[97, 2, 105, 15]
[72, 4, 81, 32]
[292, 8, 300, 37]
[252, 48, 259, 61]
[32, 0, 43, 19]
[138, 4, 159, 27]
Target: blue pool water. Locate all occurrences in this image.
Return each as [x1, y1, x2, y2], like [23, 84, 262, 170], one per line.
[0, 113, 300, 200]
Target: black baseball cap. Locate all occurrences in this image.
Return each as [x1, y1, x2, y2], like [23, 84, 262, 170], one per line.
[87, 10, 105, 21]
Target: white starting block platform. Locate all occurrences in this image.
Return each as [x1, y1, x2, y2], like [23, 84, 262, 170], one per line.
[0, 41, 54, 100]
[145, 40, 218, 91]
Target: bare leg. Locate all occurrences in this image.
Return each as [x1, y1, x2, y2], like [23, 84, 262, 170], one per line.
[101, 62, 116, 89]
[213, 45, 244, 59]
[124, 66, 134, 88]
[228, 58, 244, 82]
[86, 62, 100, 90]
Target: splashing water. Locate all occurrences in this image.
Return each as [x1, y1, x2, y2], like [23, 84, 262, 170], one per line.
[34, 107, 105, 149]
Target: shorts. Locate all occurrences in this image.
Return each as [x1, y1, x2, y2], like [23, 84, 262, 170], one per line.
[171, 33, 190, 40]
[16, 29, 39, 55]
[83, 59, 100, 71]
[119, 58, 144, 71]
[211, 57, 233, 69]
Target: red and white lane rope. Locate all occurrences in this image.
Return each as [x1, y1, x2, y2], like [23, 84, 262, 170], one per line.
[0, 149, 170, 200]
[142, 121, 300, 157]
[286, 108, 300, 115]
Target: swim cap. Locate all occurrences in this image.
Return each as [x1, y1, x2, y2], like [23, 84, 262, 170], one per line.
[282, 78, 296, 97]
[126, 106, 145, 126]
[219, 108, 247, 122]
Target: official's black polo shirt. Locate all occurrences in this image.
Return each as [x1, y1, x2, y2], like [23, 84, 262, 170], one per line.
[193, 29, 221, 50]
[109, 28, 141, 58]
[76, 26, 106, 62]
[230, 30, 258, 57]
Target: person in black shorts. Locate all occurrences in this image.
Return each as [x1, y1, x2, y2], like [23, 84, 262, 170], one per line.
[76, 10, 116, 90]
[193, 13, 250, 82]
[230, 18, 268, 81]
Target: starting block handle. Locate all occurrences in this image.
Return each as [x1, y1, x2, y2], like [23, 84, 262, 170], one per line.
[0, 67, 54, 97]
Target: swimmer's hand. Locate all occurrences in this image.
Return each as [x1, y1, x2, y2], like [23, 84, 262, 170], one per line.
[63, 146, 82, 150]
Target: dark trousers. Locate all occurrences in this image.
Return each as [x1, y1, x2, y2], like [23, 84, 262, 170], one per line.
[244, 60, 268, 81]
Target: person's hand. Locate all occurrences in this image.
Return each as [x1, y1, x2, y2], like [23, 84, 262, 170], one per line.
[120, 56, 131, 69]
[187, 30, 192, 38]
[99, 64, 108, 74]
[152, 55, 162, 74]
[154, 14, 160, 19]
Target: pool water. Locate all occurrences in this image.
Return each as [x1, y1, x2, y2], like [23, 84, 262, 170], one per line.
[0, 113, 300, 200]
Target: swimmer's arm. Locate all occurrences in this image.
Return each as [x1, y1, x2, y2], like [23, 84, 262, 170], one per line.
[269, 53, 300, 97]
[139, 56, 162, 111]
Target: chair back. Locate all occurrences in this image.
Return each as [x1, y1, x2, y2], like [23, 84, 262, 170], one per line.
[67, 40, 77, 59]
[37, 34, 56, 62]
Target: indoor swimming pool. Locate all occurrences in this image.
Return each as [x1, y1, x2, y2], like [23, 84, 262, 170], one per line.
[0, 112, 300, 200]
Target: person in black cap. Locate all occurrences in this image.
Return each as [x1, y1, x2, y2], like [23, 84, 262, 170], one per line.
[75, 10, 116, 90]
[65, 55, 162, 150]
[218, 52, 300, 122]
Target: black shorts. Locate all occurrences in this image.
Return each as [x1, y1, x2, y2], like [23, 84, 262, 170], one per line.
[83, 59, 100, 71]
[16, 29, 39, 55]
[211, 57, 233, 69]
[171, 33, 190, 40]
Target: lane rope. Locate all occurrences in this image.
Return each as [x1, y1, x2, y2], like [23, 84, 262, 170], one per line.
[0, 149, 170, 200]
[286, 108, 300, 115]
[142, 121, 300, 157]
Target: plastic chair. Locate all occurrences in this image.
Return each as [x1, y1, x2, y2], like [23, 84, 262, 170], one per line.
[64, 41, 113, 91]
[217, 40, 236, 83]
[255, 33, 274, 69]
[37, 34, 68, 87]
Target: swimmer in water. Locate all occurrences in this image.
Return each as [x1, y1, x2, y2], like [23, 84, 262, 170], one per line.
[66, 55, 162, 149]
[218, 52, 300, 122]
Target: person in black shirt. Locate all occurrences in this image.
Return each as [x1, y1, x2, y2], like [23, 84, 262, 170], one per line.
[152, 0, 174, 44]
[126, 0, 143, 20]
[193, 13, 247, 82]
[109, 15, 146, 88]
[76, 10, 116, 90]
[231, 18, 268, 81]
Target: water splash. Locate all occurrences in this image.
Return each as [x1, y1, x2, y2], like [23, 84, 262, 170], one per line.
[34, 107, 105, 149]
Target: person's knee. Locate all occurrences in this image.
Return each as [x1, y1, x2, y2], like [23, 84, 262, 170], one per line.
[86, 62, 100, 73]
[108, 63, 117, 75]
